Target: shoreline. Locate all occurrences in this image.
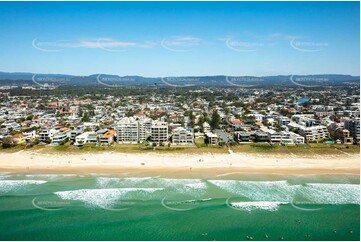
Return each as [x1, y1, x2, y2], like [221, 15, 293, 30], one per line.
[0, 150, 359, 176]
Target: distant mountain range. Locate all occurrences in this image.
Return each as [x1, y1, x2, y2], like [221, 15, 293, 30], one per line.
[0, 71, 359, 87]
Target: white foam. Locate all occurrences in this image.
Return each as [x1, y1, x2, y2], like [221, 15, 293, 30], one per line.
[0, 180, 47, 193]
[55, 188, 164, 208]
[297, 183, 360, 205]
[96, 177, 153, 187]
[185, 182, 208, 190]
[25, 174, 78, 179]
[209, 180, 295, 202]
[229, 201, 288, 212]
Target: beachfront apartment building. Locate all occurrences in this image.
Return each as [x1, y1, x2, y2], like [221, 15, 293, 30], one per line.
[268, 130, 293, 144]
[298, 125, 329, 142]
[344, 119, 360, 143]
[116, 117, 152, 144]
[172, 127, 194, 145]
[151, 121, 168, 144]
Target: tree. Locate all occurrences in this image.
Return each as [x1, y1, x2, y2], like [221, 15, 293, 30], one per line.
[210, 110, 220, 130]
[1, 137, 14, 148]
[81, 115, 90, 122]
[187, 111, 195, 127]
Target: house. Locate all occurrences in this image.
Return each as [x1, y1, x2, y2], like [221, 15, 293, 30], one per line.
[74, 132, 96, 146]
[255, 131, 269, 142]
[22, 127, 37, 142]
[70, 126, 84, 141]
[11, 134, 26, 144]
[50, 133, 68, 146]
[172, 127, 194, 145]
[205, 132, 218, 145]
[289, 132, 305, 144]
[203, 122, 211, 133]
[334, 128, 353, 144]
[235, 131, 251, 142]
[99, 130, 116, 146]
[278, 116, 290, 126]
[39, 127, 57, 143]
[87, 133, 99, 144]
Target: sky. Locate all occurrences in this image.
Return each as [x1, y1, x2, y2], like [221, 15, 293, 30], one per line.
[0, 1, 359, 77]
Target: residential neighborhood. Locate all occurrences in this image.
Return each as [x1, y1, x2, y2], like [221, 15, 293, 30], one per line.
[0, 85, 359, 149]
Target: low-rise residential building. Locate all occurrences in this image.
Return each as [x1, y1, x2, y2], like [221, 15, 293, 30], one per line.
[22, 127, 37, 142]
[70, 126, 84, 141]
[50, 133, 68, 146]
[289, 132, 305, 144]
[235, 131, 252, 142]
[205, 132, 218, 145]
[298, 125, 329, 142]
[172, 127, 194, 145]
[39, 127, 57, 143]
[99, 130, 116, 146]
[203, 122, 211, 133]
[74, 132, 96, 146]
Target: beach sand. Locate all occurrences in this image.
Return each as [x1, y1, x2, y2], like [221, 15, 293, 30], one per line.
[0, 150, 359, 176]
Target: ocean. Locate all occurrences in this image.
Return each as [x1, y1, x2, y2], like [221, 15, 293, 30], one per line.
[0, 172, 359, 241]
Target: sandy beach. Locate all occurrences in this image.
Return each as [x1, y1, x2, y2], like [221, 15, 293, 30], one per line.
[0, 150, 359, 176]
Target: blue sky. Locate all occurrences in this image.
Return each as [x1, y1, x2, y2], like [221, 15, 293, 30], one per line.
[0, 1, 359, 77]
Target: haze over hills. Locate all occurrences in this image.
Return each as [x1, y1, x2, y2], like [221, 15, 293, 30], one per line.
[0, 71, 359, 87]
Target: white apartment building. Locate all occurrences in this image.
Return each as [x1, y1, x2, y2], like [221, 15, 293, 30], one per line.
[268, 130, 293, 144]
[172, 127, 194, 145]
[116, 117, 152, 143]
[289, 132, 305, 144]
[151, 121, 168, 144]
[298, 126, 329, 142]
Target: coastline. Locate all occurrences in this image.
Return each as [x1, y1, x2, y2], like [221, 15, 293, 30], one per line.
[0, 150, 359, 176]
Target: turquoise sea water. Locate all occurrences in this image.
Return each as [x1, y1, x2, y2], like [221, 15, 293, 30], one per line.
[0, 172, 359, 241]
